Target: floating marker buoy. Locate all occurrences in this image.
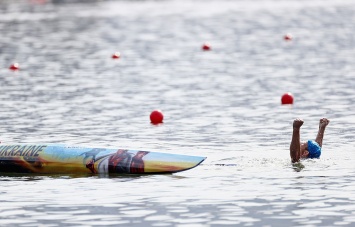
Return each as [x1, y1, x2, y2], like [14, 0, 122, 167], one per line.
[112, 52, 121, 59]
[9, 63, 19, 70]
[281, 93, 294, 105]
[284, 33, 293, 41]
[150, 110, 164, 124]
[30, 0, 47, 4]
[202, 42, 211, 51]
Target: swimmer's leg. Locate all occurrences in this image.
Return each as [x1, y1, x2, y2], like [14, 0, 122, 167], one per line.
[290, 119, 304, 163]
[315, 118, 330, 147]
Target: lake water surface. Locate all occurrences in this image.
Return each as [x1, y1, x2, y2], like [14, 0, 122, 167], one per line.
[1, 0, 355, 226]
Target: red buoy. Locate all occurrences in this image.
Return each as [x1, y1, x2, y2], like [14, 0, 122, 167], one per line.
[30, 0, 47, 4]
[150, 110, 164, 124]
[112, 52, 121, 59]
[284, 33, 293, 41]
[9, 63, 19, 70]
[281, 93, 294, 105]
[202, 42, 211, 51]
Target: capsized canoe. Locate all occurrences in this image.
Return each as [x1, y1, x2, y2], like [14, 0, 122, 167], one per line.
[0, 144, 206, 174]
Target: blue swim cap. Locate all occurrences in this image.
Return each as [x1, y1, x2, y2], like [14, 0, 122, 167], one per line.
[307, 140, 321, 158]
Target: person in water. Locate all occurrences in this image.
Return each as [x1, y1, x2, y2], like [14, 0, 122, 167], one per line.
[290, 118, 330, 163]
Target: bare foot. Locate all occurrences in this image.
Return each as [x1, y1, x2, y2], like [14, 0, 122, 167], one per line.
[319, 118, 330, 129]
[293, 118, 304, 129]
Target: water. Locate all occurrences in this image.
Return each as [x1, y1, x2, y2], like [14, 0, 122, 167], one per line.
[0, 0, 355, 226]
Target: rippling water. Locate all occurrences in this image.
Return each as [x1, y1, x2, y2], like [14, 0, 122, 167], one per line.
[1, 0, 355, 226]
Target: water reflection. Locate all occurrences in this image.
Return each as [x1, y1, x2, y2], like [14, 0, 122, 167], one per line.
[0, 172, 181, 181]
[292, 162, 305, 172]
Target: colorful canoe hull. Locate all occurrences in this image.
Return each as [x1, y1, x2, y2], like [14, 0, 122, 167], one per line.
[0, 144, 206, 174]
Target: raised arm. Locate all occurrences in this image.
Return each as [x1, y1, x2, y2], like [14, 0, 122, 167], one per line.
[315, 118, 330, 147]
[290, 119, 304, 163]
